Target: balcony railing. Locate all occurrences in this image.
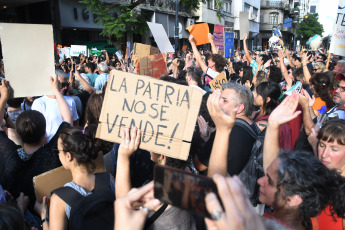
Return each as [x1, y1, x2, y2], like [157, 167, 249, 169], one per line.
[261, 0, 284, 9]
[145, 0, 191, 13]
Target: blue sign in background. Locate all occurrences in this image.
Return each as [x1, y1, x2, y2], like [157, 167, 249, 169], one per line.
[224, 32, 234, 57]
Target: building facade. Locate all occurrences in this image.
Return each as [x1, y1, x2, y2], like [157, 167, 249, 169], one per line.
[259, 0, 297, 50]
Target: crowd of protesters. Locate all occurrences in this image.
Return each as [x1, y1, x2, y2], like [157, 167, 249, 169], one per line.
[0, 31, 345, 230]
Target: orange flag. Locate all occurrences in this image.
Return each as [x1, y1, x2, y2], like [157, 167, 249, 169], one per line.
[186, 23, 210, 46]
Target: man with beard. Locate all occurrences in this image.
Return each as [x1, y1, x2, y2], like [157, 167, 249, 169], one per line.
[32, 70, 79, 142]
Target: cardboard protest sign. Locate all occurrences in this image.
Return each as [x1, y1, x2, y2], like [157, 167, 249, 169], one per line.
[125, 42, 131, 59]
[209, 72, 227, 91]
[0, 23, 54, 97]
[224, 27, 235, 58]
[239, 12, 249, 40]
[329, 0, 345, 56]
[214, 24, 225, 55]
[132, 43, 160, 61]
[147, 22, 175, 53]
[186, 23, 210, 46]
[33, 153, 105, 202]
[96, 71, 203, 160]
[136, 53, 167, 79]
[70, 45, 87, 57]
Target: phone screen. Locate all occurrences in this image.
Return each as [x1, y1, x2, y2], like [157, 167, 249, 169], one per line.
[154, 165, 221, 218]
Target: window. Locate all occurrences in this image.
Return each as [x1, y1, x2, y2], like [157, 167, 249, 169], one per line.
[269, 13, 278, 25]
[223, 1, 231, 13]
[253, 7, 258, 17]
[310, 5, 316, 13]
[244, 3, 250, 12]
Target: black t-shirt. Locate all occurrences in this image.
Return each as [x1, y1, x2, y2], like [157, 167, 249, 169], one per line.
[197, 119, 256, 176]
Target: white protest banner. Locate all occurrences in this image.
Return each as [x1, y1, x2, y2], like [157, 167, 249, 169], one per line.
[61, 47, 71, 58]
[116, 51, 123, 60]
[329, 0, 345, 56]
[147, 22, 175, 53]
[239, 12, 249, 40]
[70, 45, 87, 57]
[0, 23, 54, 97]
[96, 71, 203, 160]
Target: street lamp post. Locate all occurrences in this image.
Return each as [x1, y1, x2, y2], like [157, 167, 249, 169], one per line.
[175, 0, 179, 57]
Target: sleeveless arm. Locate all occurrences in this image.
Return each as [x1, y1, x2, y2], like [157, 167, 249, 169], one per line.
[49, 193, 68, 230]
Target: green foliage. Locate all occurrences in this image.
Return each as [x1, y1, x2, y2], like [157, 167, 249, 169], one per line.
[296, 13, 324, 45]
[80, 0, 215, 44]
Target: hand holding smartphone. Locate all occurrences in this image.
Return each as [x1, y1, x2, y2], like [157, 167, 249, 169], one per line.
[154, 165, 223, 218]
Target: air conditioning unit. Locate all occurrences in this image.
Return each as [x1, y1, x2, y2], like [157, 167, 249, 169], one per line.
[250, 14, 257, 20]
[186, 18, 195, 27]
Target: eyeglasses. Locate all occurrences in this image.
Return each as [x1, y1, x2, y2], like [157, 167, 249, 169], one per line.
[333, 84, 345, 92]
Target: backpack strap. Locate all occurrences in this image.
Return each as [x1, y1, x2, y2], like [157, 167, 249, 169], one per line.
[52, 187, 83, 208]
[143, 203, 168, 230]
[235, 118, 259, 139]
[94, 173, 111, 191]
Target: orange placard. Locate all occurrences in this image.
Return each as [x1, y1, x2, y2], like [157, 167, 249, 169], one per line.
[186, 23, 210, 46]
[182, 45, 188, 50]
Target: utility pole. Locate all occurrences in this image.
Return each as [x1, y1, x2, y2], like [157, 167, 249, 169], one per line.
[175, 0, 179, 57]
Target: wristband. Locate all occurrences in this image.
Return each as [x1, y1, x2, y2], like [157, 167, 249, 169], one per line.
[41, 217, 49, 225]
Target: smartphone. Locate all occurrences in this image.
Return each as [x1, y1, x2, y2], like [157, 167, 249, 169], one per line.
[154, 165, 222, 218]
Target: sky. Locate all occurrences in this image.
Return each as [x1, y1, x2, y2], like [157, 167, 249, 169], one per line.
[318, 0, 339, 36]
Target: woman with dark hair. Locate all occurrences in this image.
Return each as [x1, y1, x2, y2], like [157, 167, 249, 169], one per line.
[309, 72, 334, 116]
[84, 93, 104, 126]
[239, 65, 254, 88]
[252, 81, 292, 150]
[49, 125, 115, 229]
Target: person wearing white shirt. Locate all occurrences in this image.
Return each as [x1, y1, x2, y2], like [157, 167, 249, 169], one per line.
[186, 67, 206, 95]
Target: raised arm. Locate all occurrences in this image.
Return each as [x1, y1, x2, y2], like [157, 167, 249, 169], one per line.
[243, 34, 253, 64]
[301, 53, 312, 84]
[103, 50, 110, 64]
[189, 35, 208, 74]
[74, 70, 96, 95]
[278, 50, 293, 88]
[0, 80, 10, 129]
[208, 33, 218, 54]
[50, 75, 73, 125]
[264, 93, 301, 173]
[115, 127, 141, 198]
[298, 89, 316, 135]
[207, 89, 237, 177]
[252, 57, 263, 86]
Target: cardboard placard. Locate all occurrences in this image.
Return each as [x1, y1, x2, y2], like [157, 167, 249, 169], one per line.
[239, 12, 249, 40]
[147, 22, 175, 53]
[136, 53, 167, 79]
[116, 51, 123, 60]
[214, 24, 225, 55]
[96, 71, 203, 160]
[33, 153, 105, 202]
[186, 23, 210, 46]
[0, 23, 54, 97]
[132, 43, 159, 61]
[329, 0, 345, 56]
[70, 45, 87, 57]
[209, 72, 227, 91]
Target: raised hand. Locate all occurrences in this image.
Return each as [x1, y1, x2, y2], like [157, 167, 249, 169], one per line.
[205, 175, 265, 230]
[189, 35, 195, 44]
[114, 182, 161, 230]
[207, 89, 237, 132]
[208, 33, 214, 42]
[118, 127, 141, 158]
[268, 92, 301, 128]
